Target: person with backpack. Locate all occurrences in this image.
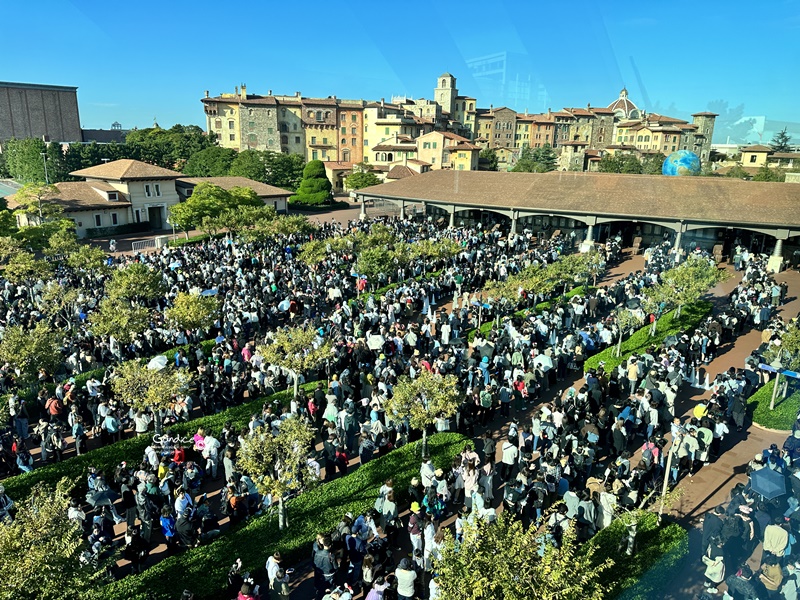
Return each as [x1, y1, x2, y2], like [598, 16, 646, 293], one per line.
[312, 535, 338, 600]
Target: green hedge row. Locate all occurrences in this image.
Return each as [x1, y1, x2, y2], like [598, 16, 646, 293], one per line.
[466, 285, 593, 342]
[585, 511, 689, 599]
[748, 378, 800, 431]
[369, 269, 444, 299]
[97, 432, 469, 600]
[583, 301, 713, 373]
[2, 381, 318, 502]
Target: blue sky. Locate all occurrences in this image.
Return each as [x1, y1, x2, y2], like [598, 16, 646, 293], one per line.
[5, 0, 800, 141]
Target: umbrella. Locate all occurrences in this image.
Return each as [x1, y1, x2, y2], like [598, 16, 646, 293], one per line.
[663, 335, 678, 347]
[200, 289, 218, 297]
[625, 298, 641, 309]
[85, 489, 120, 508]
[169, 261, 182, 269]
[471, 300, 481, 307]
[749, 467, 786, 500]
[147, 355, 168, 371]
[278, 299, 291, 312]
[367, 334, 385, 350]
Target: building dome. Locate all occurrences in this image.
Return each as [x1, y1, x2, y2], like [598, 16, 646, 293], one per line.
[607, 88, 640, 119]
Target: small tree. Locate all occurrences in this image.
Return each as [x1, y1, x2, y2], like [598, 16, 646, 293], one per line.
[659, 256, 729, 318]
[3, 251, 52, 287]
[89, 298, 151, 345]
[105, 263, 167, 305]
[229, 149, 267, 182]
[620, 154, 643, 174]
[0, 479, 104, 600]
[110, 361, 189, 434]
[598, 154, 624, 173]
[344, 171, 381, 191]
[433, 511, 611, 600]
[753, 165, 785, 182]
[290, 160, 332, 206]
[165, 292, 218, 332]
[479, 147, 499, 171]
[11, 183, 60, 222]
[613, 308, 645, 357]
[383, 369, 460, 455]
[726, 165, 750, 179]
[0, 321, 62, 383]
[66, 245, 107, 271]
[237, 417, 317, 530]
[43, 228, 79, 258]
[41, 283, 82, 331]
[258, 325, 332, 396]
[263, 214, 318, 238]
[770, 127, 793, 153]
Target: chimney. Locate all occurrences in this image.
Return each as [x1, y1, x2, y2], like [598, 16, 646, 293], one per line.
[241, 83, 247, 98]
[204, 90, 209, 98]
[381, 98, 385, 107]
[296, 92, 301, 98]
[234, 86, 239, 96]
[268, 89, 272, 96]
[490, 104, 493, 111]
[548, 108, 551, 117]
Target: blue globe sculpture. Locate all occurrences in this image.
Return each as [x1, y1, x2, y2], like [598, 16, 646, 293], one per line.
[662, 150, 701, 176]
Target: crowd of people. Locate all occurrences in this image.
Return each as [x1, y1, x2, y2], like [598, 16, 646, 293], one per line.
[0, 214, 796, 600]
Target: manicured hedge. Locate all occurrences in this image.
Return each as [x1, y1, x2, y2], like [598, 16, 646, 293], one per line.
[288, 199, 351, 212]
[96, 432, 469, 600]
[2, 382, 318, 502]
[585, 511, 689, 599]
[583, 301, 713, 373]
[748, 379, 800, 431]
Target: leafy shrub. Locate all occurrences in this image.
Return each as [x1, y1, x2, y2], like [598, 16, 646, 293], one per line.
[585, 511, 689, 599]
[748, 379, 800, 431]
[97, 433, 468, 600]
[583, 301, 712, 373]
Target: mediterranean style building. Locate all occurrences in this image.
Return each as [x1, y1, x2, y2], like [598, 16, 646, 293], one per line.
[200, 75, 716, 176]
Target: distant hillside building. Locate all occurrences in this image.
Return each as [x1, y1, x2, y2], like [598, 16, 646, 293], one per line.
[0, 81, 82, 144]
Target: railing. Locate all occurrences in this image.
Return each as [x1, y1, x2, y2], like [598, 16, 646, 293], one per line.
[131, 239, 157, 253]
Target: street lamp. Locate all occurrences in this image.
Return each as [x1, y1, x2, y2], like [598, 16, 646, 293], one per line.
[40, 152, 49, 184]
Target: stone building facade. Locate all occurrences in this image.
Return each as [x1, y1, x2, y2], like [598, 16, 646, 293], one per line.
[0, 81, 82, 144]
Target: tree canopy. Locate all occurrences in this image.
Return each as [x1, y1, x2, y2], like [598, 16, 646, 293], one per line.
[512, 144, 557, 173]
[105, 263, 167, 304]
[433, 511, 611, 600]
[479, 147, 499, 171]
[0, 479, 103, 600]
[182, 146, 237, 177]
[165, 292, 219, 332]
[110, 360, 189, 414]
[0, 321, 62, 382]
[771, 127, 793, 153]
[344, 171, 381, 190]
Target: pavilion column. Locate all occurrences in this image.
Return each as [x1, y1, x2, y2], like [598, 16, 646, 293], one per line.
[360, 197, 367, 220]
[510, 211, 518, 235]
[449, 208, 455, 228]
[400, 200, 406, 220]
[769, 237, 785, 273]
[579, 218, 596, 253]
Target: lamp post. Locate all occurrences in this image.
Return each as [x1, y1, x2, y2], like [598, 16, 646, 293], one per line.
[40, 152, 49, 184]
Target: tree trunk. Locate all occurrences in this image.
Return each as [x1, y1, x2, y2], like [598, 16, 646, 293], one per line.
[291, 369, 299, 398]
[421, 428, 428, 458]
[650, 318, 657, 337]
[154, 410, 164, 436]
[675, 303, 683, 320]
[615, 333, 622, 358]
[278, 496, 287, 530]
[770, 374, 781, 411]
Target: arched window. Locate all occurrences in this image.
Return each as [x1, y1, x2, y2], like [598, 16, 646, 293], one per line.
[280, 123, 288, 132]
[282, 108, 286, 116]
[340, 113, 346, 122]
[341, 138, 347, 145]
[308, 111, 314, 118]
[375, 153, 380, 161]
[316, 110, 323, 122]
[268, 139, 273, 146]
[281, 135, 288, 144]
[441, 79, 446, 87]
[387, 152, 393, 161]
[342, 150, 350, 161]
[381, 153, 387, 161]
[462, 102, 466, 111]
[324, 111, 331, 119]
[214, 119, 222, 129]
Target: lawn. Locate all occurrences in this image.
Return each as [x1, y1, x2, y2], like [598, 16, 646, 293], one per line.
[748, 378, 800, 431]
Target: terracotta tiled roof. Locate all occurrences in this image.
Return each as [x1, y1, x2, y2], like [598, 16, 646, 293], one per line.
[386, 165, 419, 180]
[407, 159, 432, 166]
[742, 144, 772, 152]
[646, 113, 687, 124]
[7, 181, 131, 212]
[449, 142, 481, 150]
[175, 177, 290, 197]
[551, 111, 574, 118]
[677, 123, 698, 130]
[565, 108, 595, 117]
[691, 112, 719, 117]
[202, 95, 277, 106]
[302, 98, 338, 106]
[70, 159, 181, 180]
[590, 107, 616, 114]
[770, 152, 800, 159]
[560, 140, 590, 146]
[605, 144, 637, 150]
[372, 144, 416, 152]
[355, 170, 800, 229]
